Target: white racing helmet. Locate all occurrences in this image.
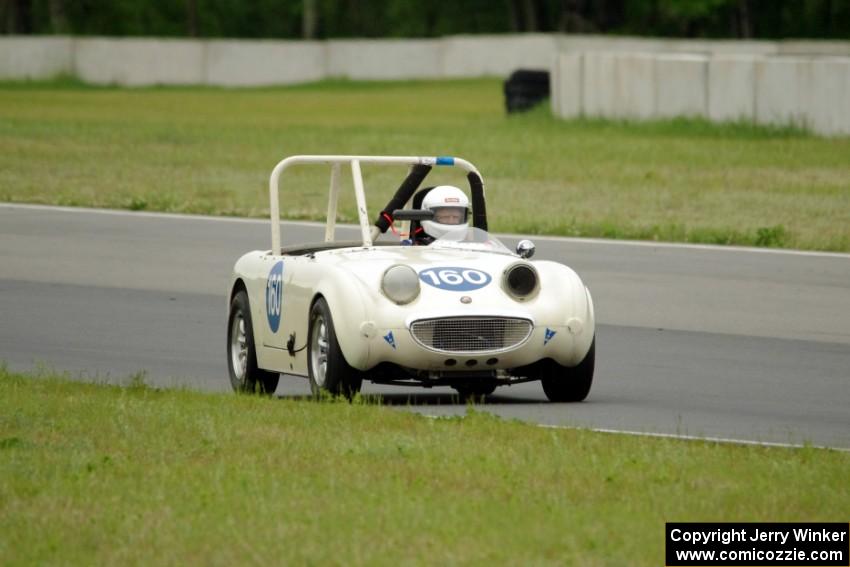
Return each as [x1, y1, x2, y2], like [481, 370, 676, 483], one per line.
[421, 185, 470, 239]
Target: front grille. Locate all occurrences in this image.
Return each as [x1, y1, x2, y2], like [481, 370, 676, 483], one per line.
[410, 317, 533, 353]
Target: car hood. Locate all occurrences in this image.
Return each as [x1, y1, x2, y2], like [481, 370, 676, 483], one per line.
[311, 245, 564, 320]
[321, 246, 519, 275]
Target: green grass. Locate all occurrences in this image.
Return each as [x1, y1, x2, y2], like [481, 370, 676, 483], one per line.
[1, 368, 848, 565]
[1, 78, 849, 251]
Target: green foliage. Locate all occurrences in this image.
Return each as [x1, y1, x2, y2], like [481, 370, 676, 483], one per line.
[0, 436, 26, 449]
[755, 225, 788, 248]
[318, 0, 513, 38]
[2, 0, 848, 39]
[124, 370, 149, 390]
[126, 196, 148, 211]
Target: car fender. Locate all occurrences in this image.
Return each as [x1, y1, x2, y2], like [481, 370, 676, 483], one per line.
[312, 268, 374, 370]
[230, 251, 286, 371]
[534, 260, 596, 367]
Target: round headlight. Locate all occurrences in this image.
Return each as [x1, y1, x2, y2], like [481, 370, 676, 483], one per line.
[381, 264, 420, 305]
[504, 263, 538, 300]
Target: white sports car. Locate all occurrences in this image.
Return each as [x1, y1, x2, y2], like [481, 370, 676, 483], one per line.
[227, 155, 595, 401]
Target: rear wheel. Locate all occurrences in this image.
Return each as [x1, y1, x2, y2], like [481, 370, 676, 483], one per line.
[541, 337, 595, 402]
[227, 290, 279, 395]
[308, 298, 362, 400]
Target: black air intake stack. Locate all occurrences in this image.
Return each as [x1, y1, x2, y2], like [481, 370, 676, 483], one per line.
[373, 164, 432, 233]
[468, 171, 487, 232]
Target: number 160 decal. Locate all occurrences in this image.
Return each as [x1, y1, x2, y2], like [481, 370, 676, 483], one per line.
[266, 261, 284, 333]
[419, 267, 492, 291]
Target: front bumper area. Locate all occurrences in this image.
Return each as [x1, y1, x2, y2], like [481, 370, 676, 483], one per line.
[360, 320, 587, 372]
[408, 315, 534, 355]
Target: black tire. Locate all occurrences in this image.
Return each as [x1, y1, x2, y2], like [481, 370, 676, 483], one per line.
[227, 289, 279, 395]
[507, 69, 551, 87]
[541, 337, 595, 402]
[504, 82, 550, 97]
[504, 83, 549, 113]
[453, 383, 497, 402]
[503, 69, 551, 114]
[506, 95, 547, 113]
[307, 298, 362, 400]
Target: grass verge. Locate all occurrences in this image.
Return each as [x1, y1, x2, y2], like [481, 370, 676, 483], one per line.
[1, 79, 849, 251]
[1, 367, 848, 565]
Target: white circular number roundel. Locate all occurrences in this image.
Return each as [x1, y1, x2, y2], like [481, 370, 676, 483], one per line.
[418, 267, 492, 291]
[266, 261, 284, 332]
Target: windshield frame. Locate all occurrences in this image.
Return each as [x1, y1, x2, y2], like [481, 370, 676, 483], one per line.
[428, 227, 515, 256]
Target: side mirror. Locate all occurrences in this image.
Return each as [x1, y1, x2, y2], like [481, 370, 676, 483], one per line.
[516, 239, 535, 259]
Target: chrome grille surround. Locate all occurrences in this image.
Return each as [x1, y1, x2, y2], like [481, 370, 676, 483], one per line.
[409, 316, 533, 354]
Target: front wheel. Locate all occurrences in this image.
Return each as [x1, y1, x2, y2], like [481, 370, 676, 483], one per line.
[541, 337, 595, 402]
[227, 290, 279, 395]
[308, 298, 362, 400]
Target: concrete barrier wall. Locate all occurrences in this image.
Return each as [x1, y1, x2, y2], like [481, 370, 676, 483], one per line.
[75, 38, 206, 85]
[807, 58, 850, 136]
[708, 55, 757, 122]
[75, 37, 326, 86]
[553, 51, 850, 136]
[581, 52, 617, 117]
[441, 34, 556, 77]
[206, 40, 325, 86]
[754, 57, 811, 128]
[778, 41, 850, 57]
[551, 52, 581, 118]
[6, 33, 849, 85]
[326, 39, 442, 80]
[617, 53, 656, 119]
[557, 35, 779, 57]
[0, 36, 72, 79]
[1, 34, 848, 135]
[572, 51, 656, 119]
[655, 54, 708, 118]
[0, 34, 556, 84]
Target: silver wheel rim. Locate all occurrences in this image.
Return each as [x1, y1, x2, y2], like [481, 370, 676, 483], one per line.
[310, 315, 329, 388]
[230, 313, 248, 383]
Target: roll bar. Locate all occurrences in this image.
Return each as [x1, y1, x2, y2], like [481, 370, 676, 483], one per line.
[268, 155, 484, 252]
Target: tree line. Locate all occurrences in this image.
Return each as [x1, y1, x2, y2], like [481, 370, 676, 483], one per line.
[2, 0, 848, 39]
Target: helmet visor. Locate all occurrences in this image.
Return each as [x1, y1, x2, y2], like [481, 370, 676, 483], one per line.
[431, 206, 467, 225]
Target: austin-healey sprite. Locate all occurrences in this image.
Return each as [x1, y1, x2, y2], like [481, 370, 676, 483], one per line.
[227, 155, 595, 401]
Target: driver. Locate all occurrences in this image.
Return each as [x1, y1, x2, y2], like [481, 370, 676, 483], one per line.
[415, 185, 470, 245]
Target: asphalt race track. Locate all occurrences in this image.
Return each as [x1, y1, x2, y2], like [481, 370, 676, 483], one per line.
[2, 204, 849, 449]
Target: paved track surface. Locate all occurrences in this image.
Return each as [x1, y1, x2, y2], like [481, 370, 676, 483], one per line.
[2, 204, 849, 448]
